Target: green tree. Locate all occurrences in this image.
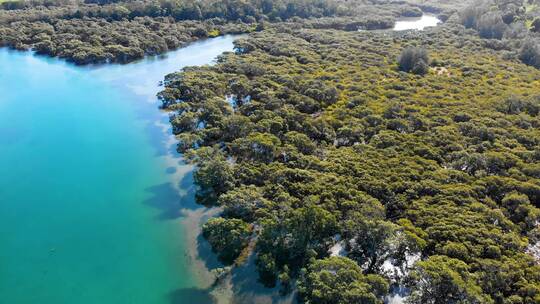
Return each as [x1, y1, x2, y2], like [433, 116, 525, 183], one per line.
[519, 40, 540, 68]
[202, 217, 251, 264]
[220, 185, 270, 221]
[406, 256, 492, 304]
[344, 216, 406, 273]
[255, 203, 338, 286]
[398, 47, 429, 75]
[231, 132, 281, 163]
[193, 151, 235, 205]
[501, 191, 540, 231]
[298, 256, 389, 304]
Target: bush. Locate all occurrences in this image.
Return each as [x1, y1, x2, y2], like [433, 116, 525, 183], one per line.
[401, 7, 423, 18]
[459, 5, 507, 40]
[202, 218, 251, 264]
[477, 12, 507, 39]
[459, 4, 485, 29]
[519, 40, 540, 68]
[411, 59, 429, 75]
[532, 18, 540, 33]
[398, 47, 429, 75]
[298, 257, 389, 304]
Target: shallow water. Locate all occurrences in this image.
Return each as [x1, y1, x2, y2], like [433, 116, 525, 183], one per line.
[393, 14, 441, 31]
[0, 35, 237, 304]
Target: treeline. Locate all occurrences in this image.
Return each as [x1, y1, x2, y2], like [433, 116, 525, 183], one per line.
[1, 0, 420, 23]
[160, 24, 540, 303]
[0, 16, 254, 64]
[1, 0, 341, 21]
[0, 0, 423, 64]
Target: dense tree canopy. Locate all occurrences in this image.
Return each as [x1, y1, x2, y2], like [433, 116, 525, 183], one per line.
[0, 0, 429, 64]
[3, 0, 539, 302]
[406, 255, 491, 304]
[458, 0, 540, 68]
[298, 256, 388, 304]
[202, 217, 251, 264]
[160, 13, 540, 302]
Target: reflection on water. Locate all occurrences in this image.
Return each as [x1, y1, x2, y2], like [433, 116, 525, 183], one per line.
[393, 14, 441, 31]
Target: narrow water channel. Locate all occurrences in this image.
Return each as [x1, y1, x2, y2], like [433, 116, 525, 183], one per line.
[393, 14, 441, 31]
[0, 35, 237, 304]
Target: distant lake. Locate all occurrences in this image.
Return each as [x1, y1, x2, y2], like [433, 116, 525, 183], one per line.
[393, 14, 442, 31]
[0, 36, 237, 304]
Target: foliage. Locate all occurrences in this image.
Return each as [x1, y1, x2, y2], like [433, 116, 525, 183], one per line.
[298, 256, 388, 304]
[343, 216, 417, 273]
[202, 217, 251, 264]
[255, 204, 338, 287]
[398, 47, 429, 75]
[192, 148, 235, 205]
[406, 255, 492, 304]
[219, 185, 270, 222]
[161, 22, 540, 301]
[520, 39, 540, 68]
[5, 0, 540, 301]
[476, 12, 507, 39]
[0, 0, 426, 64]
[458, 0, 540, 67]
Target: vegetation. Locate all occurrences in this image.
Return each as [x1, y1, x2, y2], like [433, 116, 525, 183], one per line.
[398, 47, 429, 75]
[520, 39, 540, 68]
[0, 0, 426, 64]
[160, 17, 540, 303]
[3, 0, 540, 302]
[202, 217, 251, 264]
[298, 256, 389, 304]
[406, 255, 492, 303]
[458, 0, 540, 68]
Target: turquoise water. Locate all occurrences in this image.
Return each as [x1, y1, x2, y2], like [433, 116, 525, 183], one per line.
[0, 36, 236, 304]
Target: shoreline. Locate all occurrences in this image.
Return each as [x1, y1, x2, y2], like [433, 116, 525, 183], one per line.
[2, 35, 247, 303]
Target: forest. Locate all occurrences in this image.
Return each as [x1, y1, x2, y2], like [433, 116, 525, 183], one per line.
[157, 0, 540, 303]
[0, 0, 427, 64]
[2, 0, 540, 303]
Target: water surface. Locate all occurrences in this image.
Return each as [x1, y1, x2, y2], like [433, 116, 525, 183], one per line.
[393, 14, 441, 31]
[0, 36, 237, 304]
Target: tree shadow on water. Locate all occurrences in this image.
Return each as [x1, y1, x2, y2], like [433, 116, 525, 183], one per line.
[142, 114, 170, 157]
[166, 166, 177, 174]
[143, 182, 183, 220]
[136, 104, 181, 160]
[143, 170, 206, 220]
[168, 287, 215, 304]
[196, 233, 223, 271]
[177, 170, 201, 211]
[227, 253, 296, 304]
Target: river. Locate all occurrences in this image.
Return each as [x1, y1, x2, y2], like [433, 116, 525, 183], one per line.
[0, 35, 237, 304]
